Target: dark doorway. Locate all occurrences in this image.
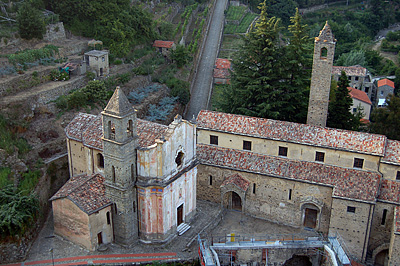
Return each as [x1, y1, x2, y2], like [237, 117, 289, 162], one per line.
[232, 192, 242, 211]
[304, 208, 318, 228]
[100, 68, 103, 76]
[97, 232, 103, 244]
[177, 204, 184, 226]
[375, 249, 389, 266]
[283, 255, 312, 266]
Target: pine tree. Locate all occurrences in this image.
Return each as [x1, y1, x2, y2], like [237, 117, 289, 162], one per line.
[16, 2, 46, 40]
[280, 8, 312, 123]
[327, 71, 355, 130]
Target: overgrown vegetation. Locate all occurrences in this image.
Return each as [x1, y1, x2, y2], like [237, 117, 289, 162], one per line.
[7, 45, 59, 71]
[0, 114, 30, 155]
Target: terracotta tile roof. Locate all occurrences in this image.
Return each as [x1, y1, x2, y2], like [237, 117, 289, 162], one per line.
[378, 179, 400, 204]
[332, 66, 367, 77]
[213, 69, 230, 79]
[395, 206, 400, 233]
[348, 87, 372, 105]
[197, 110, 386, 156]
[65, 113, 168, 150]
[215, 58, 231, 69]
[197, 144, 381, 202]
[50, 174, 112, 215]
[153, 40, 174, 48]
[378, 78, 395, 88]
[221, 173, 250, 192]
[382, 140, 400, 165]
[316, 22, 335, 43]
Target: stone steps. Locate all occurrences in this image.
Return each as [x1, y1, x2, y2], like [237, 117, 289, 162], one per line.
[177, 223, 191, 235]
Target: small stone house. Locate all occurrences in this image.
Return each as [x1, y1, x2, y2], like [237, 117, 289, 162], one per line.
[347, 86, 372, 119]
[153, 40, 176, 57]
[213, 58, 231, 85]
[50, 173, 113, 251]
[332, 65, 376, 104]
[377, 78, 395, 102]
[84, 50, 109, 77]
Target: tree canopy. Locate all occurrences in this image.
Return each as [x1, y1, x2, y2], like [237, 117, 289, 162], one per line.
[16, 1, 46, 40]
[327, 71, 359, 130]
[215, 4, 311, 123]
[370, 94, 400, 140]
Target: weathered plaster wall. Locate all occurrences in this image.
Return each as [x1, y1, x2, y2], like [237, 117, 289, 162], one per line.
[351, 98, 371, 119]
[52, 198, 91, 250]
[197, 164, 332, 233]
[68, 139, 88, 177]
[328, 198, 373, 261]
[197, 129, 380, 172]
[88, 205, 113, 250]
[380, 163, 400, 180]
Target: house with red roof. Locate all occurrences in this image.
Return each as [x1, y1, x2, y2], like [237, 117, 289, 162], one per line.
[347, 87, 372, 119]
[213, 58, 231, 84]
[153, 40, 176, 57]
[377, 78, 395, 106]
[332, 66, 376, 104]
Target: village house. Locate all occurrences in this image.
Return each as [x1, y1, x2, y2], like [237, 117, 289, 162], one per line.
[84, 50, 109, 77]
[153, 40, 176, 58]
[347, 86, 372, 119]
[377, 78, 395, 107]
[332, 65, 376, 104]
[213, 58, 231, 84]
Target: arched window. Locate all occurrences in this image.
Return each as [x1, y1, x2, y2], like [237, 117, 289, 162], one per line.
[112, 166, 116, 183]
[108, 121, 115, 140]
[320, 47, 328, 59]
[127, 120, 133, 137]
[175, 151, 184, 167]
[97, 153, 104, 168]
[131, 164, 135, 182]
[106, 211, 111, 225]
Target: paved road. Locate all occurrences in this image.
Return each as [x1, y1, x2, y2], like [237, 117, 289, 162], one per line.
[185, 0, 228, 120]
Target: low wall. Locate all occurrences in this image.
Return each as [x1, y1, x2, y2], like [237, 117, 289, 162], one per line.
[37, 76, 87, 104]
[44, 22, 66, 42]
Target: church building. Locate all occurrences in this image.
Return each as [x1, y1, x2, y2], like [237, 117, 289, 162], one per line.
[51, 87, 197, 251]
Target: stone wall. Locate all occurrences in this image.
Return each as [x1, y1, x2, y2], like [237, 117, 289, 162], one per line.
[36, 76, 86, 104]
[389, 232, 400, 265]
[328, 198, 373, 261]
[369, 202, 395, 252]
[44, 22, 66, 42]
[380, 163, 400, 181]
[197, 164, 333, 233]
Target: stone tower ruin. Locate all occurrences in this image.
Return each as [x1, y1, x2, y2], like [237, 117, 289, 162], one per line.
[101, 87, 138, 246]
[306, 22, 336, 127]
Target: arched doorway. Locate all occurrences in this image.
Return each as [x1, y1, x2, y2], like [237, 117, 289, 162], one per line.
[223, 191, 243, 211]
[375, 249, 389, 266]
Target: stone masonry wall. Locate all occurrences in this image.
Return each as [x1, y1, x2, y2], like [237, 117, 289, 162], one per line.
[44, 22, 66, 42]
[369, 202, 395, 253]
[36, 76, 86, 104]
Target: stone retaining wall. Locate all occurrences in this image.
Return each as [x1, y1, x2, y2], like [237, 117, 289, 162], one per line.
[44, 22, 66, 42]
[37, 76, 87, 104]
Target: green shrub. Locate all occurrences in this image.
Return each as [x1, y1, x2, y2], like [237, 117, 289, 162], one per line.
[67, 90, 87, 109]
[86, 71, 96, 80]
[113, 59, 123, 65]
[167, 78, 190, 105]
[19, 170, 41, 194]
[0, 168, 12, 189]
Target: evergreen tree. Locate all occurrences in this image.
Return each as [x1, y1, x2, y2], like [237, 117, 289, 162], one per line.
[327, 71, 355, 130]
[281, 8, 311, 123]
[370, 94, 400, 140]
[216, 4, 311, 123]
[16, 2, 46, 40]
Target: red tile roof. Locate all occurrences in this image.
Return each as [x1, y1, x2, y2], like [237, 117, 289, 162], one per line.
[378, 179, 400, 204]
[50, 174, 112, 215]
[332, 66, 367, 77]
[378, 78, 395, 88]
[197, 144, 381, 202]
[65, 113, 168, 150]
[153, 40, 174, 48]
[215, 58, 231, 69]
[221, 173, 250, 192]
[382, 140, 400, 165]
[347, 87, 372, 105]
[197, 110, 387, 156]
[213, 69, 230, 79]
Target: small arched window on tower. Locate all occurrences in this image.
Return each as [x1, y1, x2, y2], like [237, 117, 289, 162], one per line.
[112, 166, 116, 183]
[320, 47, 328, 59]
[127, 120, 133, 138]
[108, 121, 115, 140]
[97, 153, 104, 168]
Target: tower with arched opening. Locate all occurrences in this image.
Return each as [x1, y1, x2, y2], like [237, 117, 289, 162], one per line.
[307, 22, 336, 127]
[101, 86, 138, 246]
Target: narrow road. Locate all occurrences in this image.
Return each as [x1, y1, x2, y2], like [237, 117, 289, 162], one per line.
[185, 0, 228, 120]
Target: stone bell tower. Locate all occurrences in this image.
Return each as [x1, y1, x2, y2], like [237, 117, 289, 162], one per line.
[101, 86, 138, 246]
[307, 22, 336, 127]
